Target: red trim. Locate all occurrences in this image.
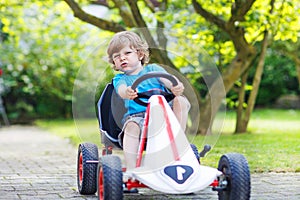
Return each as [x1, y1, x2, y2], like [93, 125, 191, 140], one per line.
[210, 179, 219, 187]
[136, 96, 180, 167]
[78, 153, 83, 184]
[98, 167, 104, 200]
[136, 104, 150, 167]
[126, 179, 148, 190]
[102, 146, 113, 155]
[158, 96, 180, 161]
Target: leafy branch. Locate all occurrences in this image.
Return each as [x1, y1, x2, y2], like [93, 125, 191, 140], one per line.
[63, 0, 125, 32]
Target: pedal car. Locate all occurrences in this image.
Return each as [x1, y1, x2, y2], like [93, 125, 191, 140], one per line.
[76, 72, 251, 200]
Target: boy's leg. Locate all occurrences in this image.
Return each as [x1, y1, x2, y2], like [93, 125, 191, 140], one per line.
[123, 121, 140, 170]
[172, 96, 191, 132]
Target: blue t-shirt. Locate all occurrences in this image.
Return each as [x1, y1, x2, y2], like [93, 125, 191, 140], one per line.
[113, 64, 167, 120]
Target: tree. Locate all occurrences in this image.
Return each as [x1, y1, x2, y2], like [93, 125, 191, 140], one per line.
[192, 0, 299, 133]
[233, 0, 300, 132]
[235, 0, 274, 133]
[192, 0, 257, 134]
[64, 0, 300, 134]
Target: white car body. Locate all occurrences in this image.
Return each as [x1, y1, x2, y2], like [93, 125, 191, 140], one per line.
[126, 95, 222, 194]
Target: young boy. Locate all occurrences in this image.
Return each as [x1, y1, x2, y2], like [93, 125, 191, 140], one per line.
[107, 31, 190, 170]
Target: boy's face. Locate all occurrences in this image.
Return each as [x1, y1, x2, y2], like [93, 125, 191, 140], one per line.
[112, 45, 143, 74]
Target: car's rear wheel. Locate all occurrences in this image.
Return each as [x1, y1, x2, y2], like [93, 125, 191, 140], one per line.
[77, 143, 99, 195]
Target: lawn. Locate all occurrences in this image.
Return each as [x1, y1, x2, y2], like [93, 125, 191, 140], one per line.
[35, 109, 300, 173]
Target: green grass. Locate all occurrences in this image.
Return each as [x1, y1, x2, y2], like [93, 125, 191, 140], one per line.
[35, 118, 100, 146]
[35, 109, 300, 173]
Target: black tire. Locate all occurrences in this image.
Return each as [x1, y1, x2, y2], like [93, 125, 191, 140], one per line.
[217, 153, 251, 200]
[77, 143, 99, 195]
[97, 155, 123, 200]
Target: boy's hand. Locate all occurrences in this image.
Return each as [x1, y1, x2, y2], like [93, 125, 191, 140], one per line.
[126, 86, 138, 100]
[171, 82, 184, 96]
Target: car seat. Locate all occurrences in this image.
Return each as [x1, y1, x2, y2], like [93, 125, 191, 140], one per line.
[97, 82, 126, 154]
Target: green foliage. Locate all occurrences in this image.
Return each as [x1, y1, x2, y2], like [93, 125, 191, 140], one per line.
[256, 51, 299, 105]
[226, 45, 298, 109]
[152, 0, 299, 105]
[0, 1, 105, 120]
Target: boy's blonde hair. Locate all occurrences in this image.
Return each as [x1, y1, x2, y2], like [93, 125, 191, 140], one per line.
[107, 31, 150, 70]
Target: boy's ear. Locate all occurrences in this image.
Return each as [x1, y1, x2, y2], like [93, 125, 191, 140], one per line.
[138, 51, 144, 61]
[113, 63, 120, 71]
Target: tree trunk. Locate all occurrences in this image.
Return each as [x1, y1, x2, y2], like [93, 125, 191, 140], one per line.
[235, 31, 269, 133]
[234, 0, 275, 134]
[196, 47, 256, 135]
[235, 71, 248, 133]
[198, 99, 213, 135]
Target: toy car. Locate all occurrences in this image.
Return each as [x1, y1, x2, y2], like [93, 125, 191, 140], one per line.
[76, 72, 251, 200]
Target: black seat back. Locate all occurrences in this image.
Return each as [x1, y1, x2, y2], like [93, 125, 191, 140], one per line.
[97, 83, 126, 148]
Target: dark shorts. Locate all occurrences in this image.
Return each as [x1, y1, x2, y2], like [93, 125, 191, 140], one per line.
[118, 112, 145, 147]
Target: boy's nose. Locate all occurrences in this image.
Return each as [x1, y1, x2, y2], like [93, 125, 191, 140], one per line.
[120, 54, 126, 60]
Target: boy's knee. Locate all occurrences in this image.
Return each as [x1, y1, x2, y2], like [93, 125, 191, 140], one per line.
[124, 121, 140, 136]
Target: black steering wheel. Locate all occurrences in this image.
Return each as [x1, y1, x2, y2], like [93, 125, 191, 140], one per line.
[131, 72, 178, 106]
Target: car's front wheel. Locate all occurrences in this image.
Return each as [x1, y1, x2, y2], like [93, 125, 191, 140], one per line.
[217, 153, 251, 200]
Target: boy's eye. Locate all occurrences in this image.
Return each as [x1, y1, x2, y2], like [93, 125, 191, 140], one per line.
[113, 54, 120, 60]
[125, 51, 133, 55]
[112, 50, 136, 61]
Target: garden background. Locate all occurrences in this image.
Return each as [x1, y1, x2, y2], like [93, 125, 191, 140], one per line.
[0, 0, 299, 173]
